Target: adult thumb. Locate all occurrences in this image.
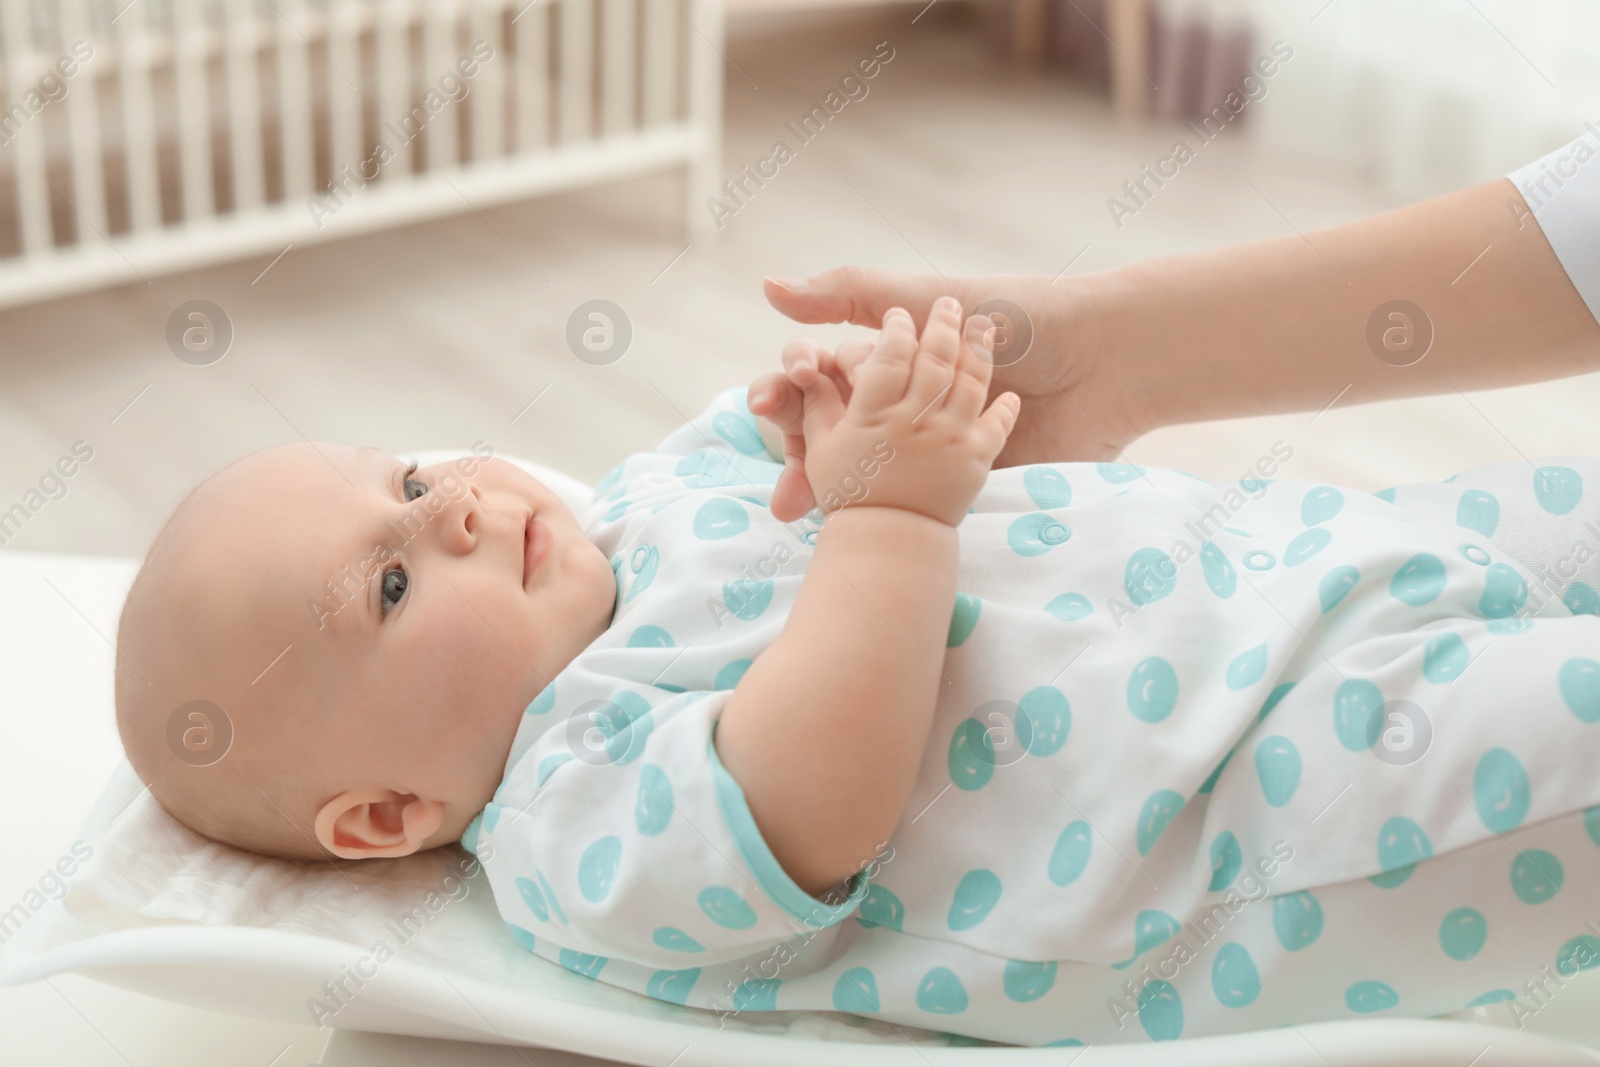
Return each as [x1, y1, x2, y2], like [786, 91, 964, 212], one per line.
[764, 267, 964, 331]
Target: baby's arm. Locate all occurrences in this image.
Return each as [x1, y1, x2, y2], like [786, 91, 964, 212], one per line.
[714, 299, 1018, 898]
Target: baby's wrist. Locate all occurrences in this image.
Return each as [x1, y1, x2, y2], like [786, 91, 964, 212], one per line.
[819, 500, 961, 533]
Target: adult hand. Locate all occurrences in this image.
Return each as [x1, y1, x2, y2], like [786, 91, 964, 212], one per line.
[759, 267, 1157, 475]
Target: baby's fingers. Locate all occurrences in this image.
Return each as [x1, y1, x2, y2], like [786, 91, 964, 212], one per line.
[851, 308, 918, 411]
[947, 314, 996, 422]
[976, 391, 1022, 461]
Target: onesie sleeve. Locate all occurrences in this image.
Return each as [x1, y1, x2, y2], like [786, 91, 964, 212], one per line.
[469, 686, 872, 970]
[1508, 128, 1600, 328]
[586, 386, 785, 524]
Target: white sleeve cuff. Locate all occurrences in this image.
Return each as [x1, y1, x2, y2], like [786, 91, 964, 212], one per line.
[1508, 127, 1600, 328]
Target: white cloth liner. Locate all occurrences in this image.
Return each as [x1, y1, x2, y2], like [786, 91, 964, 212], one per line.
[2, 449, 1598, 1065]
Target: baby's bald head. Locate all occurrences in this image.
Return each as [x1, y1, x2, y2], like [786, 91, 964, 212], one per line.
[114, 441, 617, 863]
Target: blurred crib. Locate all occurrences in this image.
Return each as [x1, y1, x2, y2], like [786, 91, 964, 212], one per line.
[0, 0, 723, 307]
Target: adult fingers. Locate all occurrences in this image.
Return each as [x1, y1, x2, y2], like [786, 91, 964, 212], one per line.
[764, 268, 967, 331]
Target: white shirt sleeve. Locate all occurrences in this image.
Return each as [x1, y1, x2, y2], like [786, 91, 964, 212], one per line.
[1508, 127, 1600, 327]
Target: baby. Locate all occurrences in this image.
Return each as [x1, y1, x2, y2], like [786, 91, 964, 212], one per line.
[116, 298, 1600, 1047]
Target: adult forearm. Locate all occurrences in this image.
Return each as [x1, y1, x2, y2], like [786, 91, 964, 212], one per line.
[715, 506, 956, 898]
[1093, 177, 1600, 430]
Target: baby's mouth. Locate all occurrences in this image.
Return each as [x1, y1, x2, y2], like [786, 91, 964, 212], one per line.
[523, 513, 551, 589]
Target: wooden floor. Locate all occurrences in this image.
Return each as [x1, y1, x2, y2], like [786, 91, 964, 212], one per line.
[2, 5, 1597, 560]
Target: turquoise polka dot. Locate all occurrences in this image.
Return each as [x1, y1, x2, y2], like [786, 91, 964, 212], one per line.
[1559, 658, 1600, 722]
[1019, 686, 1071, 756]
[1320, 565, 1360, 612]
[1138, 979, 1184, 1041]
[537, 752, 573, 785]
[558, 949, 608, 978]
[1117, 911, 1182, 970]
[712, 409, 765, 454]
[624, 545, 658, 603]
[1200, 542, 1237, 598]
[1240, 476, 1266, 494]
[1198, 750, 1233, 794]
[535, 870, 567, 924]
[515, 876, 549, 922]
[652, 927, 704, 952]
[1473, 748, 1530, 832]
[1373, 487, 1397, 502]
[1461, 544, 1491, 565]
[1003, 960, 1057, 1002]
[1511, 850, 1564, 904]
[1301, 486, 1344, 525]
[1534, 466, 1583, 515]
[714, 659, 751, 689]
[1243, 550, 1276, 571]
[1586, 805, 1600, 846]
[1439, 908, 1487, 960]
[1259, 681, 1296, 721]
[1044, 593, 1093, 621]
[1487, 617, 1533, 634]
[1456, 490, 1501, 537]
[948, 719, 995, 791]
[721, 578, 773, 621]
[1048, 820, 1093, 886]
[578, 836, 622, 902]
[527, 685, 556, 715]
[1333, 678, 1384, 751]
[646, 967, 701, 1004]
[1212, 943, 1260, 1008]
[1423, 632, 1470, 683]
[1479, 562, 1529, 618]
[833, 967, 880, 1012]
[1137, 789, 1185, 856]
[1126, 547, 1178, 605]
[1391, 553, 1447, 606]
[1346, 980, 1398, 1013]
[1372, 817, 1432, 888]
[1128, 656, 1179, 722]
[1566, 582, 1599, 616]
[948, 869, 1002, 930]
[1467, 989, 1516, 1007]
[1226, 643, 1269, 689]
[482, 803, 502, 834]
[1008, 513, 1072, 556]
[628, 625, 674, 648]
[1557, 935, 1600, 976]
[916, 967, 969, 1014]
[1208, 831, 1242, 890]
[693, 497, 748, 539]
[1099, 462, 1145, 483]
[698, 886, 757, 929]
[1273, 891, 1323, 950]
[506, 923, 536, 951]
[1254, 736, 1302, 807]
[596, 690, 654, 765]
[1044, 1038, 1086, 1047]
[635, 764, 674, 836]
[1024, 466, 1073, 509]
[1284, 527, 1332, 566]
[732, 977, 781, 1011]
[948, 593, 981, 646]
[856, 884, 905, 930]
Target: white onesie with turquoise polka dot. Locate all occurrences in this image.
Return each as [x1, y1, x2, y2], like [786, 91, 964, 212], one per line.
[462, 386, 1600, 1047]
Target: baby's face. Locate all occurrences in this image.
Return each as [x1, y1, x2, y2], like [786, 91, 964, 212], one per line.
[214, 443, 616, 857]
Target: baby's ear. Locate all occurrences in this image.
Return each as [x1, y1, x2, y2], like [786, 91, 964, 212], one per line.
[314, 788, 444, 859]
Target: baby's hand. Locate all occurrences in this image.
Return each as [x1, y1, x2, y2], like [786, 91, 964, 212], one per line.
[791, 296, 1018, 526]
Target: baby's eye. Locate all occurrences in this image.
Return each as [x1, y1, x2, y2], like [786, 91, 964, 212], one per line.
[403, 463, 429, 502]
[380, 566, 408, 616]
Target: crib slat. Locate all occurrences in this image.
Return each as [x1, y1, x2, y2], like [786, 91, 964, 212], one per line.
[1, 0, 52, 254]
[469, 0, 504, 161]
[599, 0, 632, 135]
[557, 0, 591, 143]
[276, 0, 316, 200]
[641, 0, 675, 126]
[424, 0, 459, 170]
[60, 0, 109, 239]
[328, 0, 364, 185]
[513, 0, 548, 153]
[376, 0, 412, 176]
[223, 0, 265, 212]
[172, 0, 215, 222]
[117, 2, 161, 232]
